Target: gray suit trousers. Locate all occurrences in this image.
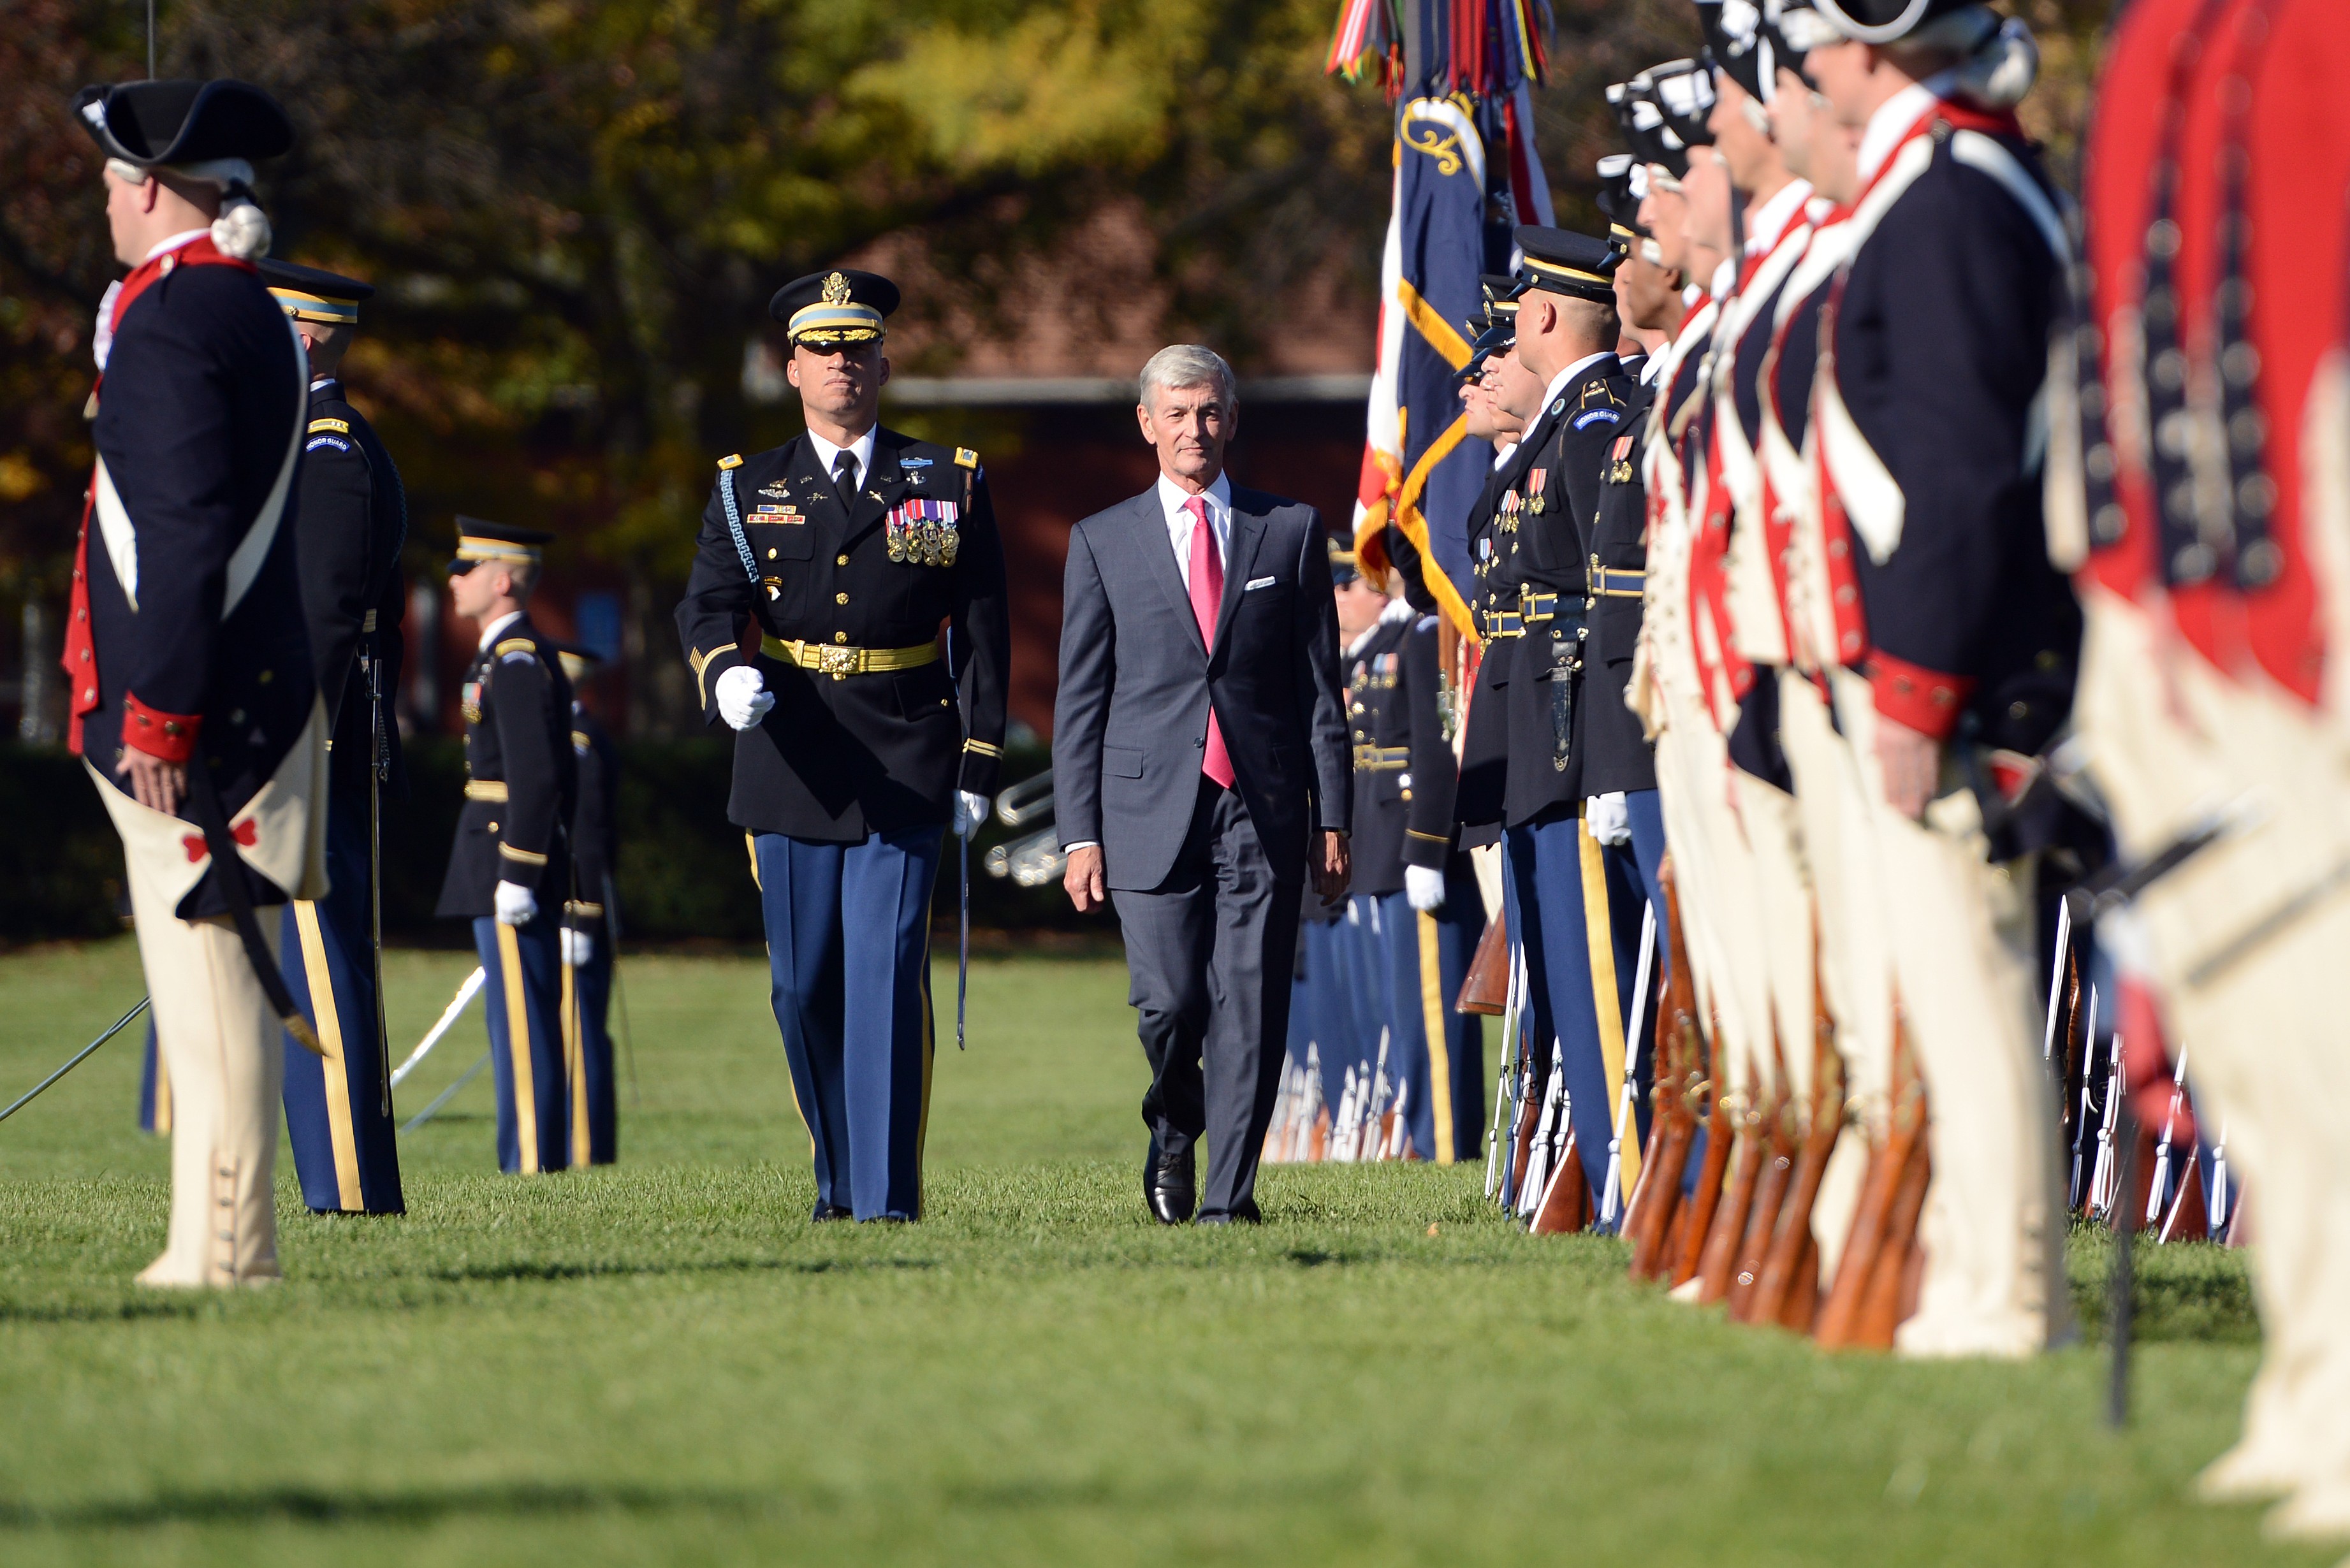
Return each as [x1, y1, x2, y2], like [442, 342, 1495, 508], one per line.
[1112, 777, 1304, 1219]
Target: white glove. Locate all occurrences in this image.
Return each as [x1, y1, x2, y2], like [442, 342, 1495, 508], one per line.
[494, 880, 539, 927]
[715, 665, 775, 731]
[1586, 792, 1631, 847]
[560, 927, 594, 966]
[1405, 864, 1447, 913]
[954, 790, 992, 839]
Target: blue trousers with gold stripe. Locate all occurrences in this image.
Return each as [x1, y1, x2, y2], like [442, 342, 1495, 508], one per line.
[474, 915, 570, 1174]
[281, 793, 405, 1213]
[562, 937, 618, 1166]
[1367, 867, 1487, 1165]
[1505, 808, 1647, 1205]
[755, 826, 940, 1222]
[138, 1020, 169, 1134]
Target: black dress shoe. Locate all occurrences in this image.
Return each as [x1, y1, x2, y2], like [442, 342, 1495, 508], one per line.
[812, 1201, 852, 1223]
[1145, 1143, 1195, 1225]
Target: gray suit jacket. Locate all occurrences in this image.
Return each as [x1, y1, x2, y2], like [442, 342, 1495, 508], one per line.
[1053, 483, 1349, 891]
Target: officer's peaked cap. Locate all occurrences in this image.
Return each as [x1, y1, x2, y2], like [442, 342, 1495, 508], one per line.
[771, 268, 900, 346]
[256, 258, 373, 326]
[449, 518, 553, 575]
[1512, 226, 1623, 305]
[75, 79, 292, 168]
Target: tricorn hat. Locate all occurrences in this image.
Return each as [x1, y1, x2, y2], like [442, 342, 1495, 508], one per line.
[1813, 0, 1987, 44]
[74, 79, 292, 168]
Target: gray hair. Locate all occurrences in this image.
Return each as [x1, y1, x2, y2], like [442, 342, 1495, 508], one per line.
[1139, 344, 1237, 414]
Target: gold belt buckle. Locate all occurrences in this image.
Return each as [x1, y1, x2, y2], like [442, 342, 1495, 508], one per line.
[816, 644, 859, 679]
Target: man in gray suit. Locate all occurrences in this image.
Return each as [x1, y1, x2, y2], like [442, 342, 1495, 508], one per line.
[1055, 345, 1351, 1224]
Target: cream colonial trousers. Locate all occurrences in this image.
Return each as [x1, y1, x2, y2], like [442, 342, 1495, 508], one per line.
[89, 703, 327, 1288]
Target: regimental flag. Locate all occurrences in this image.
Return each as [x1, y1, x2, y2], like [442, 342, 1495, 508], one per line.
[1332, 1, 1554, 641]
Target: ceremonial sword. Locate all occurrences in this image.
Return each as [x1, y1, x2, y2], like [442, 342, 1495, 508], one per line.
[0, 997, 150, 1125]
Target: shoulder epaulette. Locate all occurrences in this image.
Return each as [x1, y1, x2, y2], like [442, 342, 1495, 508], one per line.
[719, 453, 743, 470]
[309, 417, 351, 435]
[954, 447, 979, 470]
[494, 637, 537, 657]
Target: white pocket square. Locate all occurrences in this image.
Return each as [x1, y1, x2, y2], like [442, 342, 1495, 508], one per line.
[1244, 576, 1277, 591]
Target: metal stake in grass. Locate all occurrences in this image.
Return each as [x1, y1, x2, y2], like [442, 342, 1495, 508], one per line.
[400, 1050, 493, 1133]
[0, 996, 150, 1125]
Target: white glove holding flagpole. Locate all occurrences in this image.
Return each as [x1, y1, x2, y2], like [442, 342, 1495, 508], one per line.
[953, 790, 991, 839]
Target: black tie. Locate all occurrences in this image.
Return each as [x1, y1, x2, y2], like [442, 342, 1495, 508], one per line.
[832, 450, 859, 506]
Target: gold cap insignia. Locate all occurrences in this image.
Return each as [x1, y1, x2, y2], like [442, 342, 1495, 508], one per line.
[822, 272, 852, 306]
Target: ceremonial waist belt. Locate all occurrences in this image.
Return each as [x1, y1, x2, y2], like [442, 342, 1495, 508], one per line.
[761, 634, 942, 680]
[1354, 744, 1410, 772]
[1519, 588, 1563, 624]
[463, 779, 509, 802]
[1589, 560, 1648, 599]
[1480, 607, 1524, 639]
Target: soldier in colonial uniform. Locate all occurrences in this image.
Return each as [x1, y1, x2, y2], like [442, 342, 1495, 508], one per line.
[675, 268, 1009, 1223]
[257, 258, 409, 1216]
[556, 641, 621, 1168]
[1806, 0, 2076, 1356]
[68, 78, 326, 1286]
[435, 521, 579, 1176]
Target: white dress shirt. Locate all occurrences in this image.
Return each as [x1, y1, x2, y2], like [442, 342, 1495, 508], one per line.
[477, 609, 524, 652]
[804, 424, 879, 495]
[1156, 469, 1234, 593]
[1744, 179, 1815, 258]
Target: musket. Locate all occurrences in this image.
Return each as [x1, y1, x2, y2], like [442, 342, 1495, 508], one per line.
[1816, 1006, 1923, 1349]
[1519, 1040, 1565, 1219]
[1297, 1042, 1324, 1163]
[2088, 1028, 2126, 1221]
[1627, 858, 1700, 1279]
[2069, 983, 2101, 1212]
[1695, 1077, 1767, 1305]
[390, 966, 486, 1089]
[398, 1049, 491, 1133]
[1334, 1064, 1359, 1163]
[2145, 1047, 2189, 1230]
[0, 996, 150, 1125]
[1366, 1028, 1391, 1161]
[1854, 1122, 1932, 1349]
[1384, 1076, 1412, 1161]
[1484, 942, 1523, 1200]
[2206, 1115, 2231, 1238]
[1529, 1089, 1586, 1236]
[1750, 938, 1848, 1329]
[1669, 1006, 1733, 1289]
[1598, 903, 1656, 1233]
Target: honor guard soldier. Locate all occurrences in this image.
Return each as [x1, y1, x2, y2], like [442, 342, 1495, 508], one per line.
[68, 78, 328, 1286]
[1355, 525, 1488, 1163]
[434, 521, 580, 1175]
[555, 642, 620, 1167]
[1492, 226, 1642, 1217]
[675, 268, 1009, 1223]
[258, 257, 409, 1216]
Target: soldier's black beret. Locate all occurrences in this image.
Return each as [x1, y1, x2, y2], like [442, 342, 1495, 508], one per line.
[770, 268, 901, 347]
[74, 79, 292, 168]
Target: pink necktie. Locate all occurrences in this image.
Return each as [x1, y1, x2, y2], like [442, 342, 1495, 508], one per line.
[1186, 496, 1236, 789]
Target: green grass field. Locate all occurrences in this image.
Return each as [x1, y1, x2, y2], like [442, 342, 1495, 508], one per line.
[0, 936, 2324, 1567]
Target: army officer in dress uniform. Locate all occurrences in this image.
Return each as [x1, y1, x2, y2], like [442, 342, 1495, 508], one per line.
[675, 268, 1009, 1223]
[258, 257, 409, 1216]
[556, 641, 621, 1168]
[435, 520, 579, 1175]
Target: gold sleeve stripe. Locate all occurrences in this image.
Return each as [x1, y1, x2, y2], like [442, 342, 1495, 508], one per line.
[498, 843, 550, 867]
[961, 738, 1002, 758]
[463, 780, 509, 802]
[1405, 827, 1452, 844]
[571, 730, 591, 750]
[690, 642, 736, 708]
[564, 900, 605, 918]
[494, 638, 537, 657]
[308, 417, 351, 434]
